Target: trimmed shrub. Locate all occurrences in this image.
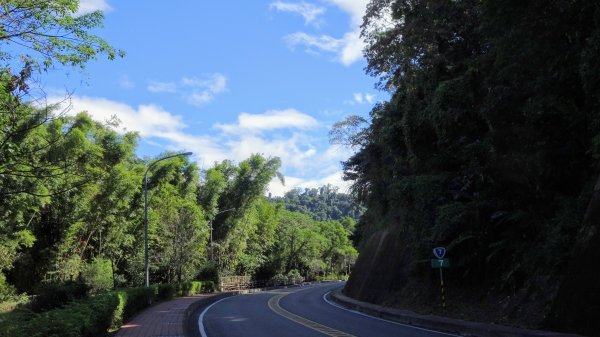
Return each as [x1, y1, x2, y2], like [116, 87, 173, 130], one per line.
[18, 292, 119, 337]
[200, 281, 215, 293]
[271, 274, 287, 286]
[30, 280, 90, 312]
[156, 283, 175, 301]
[119, 287, 154, 322]
[7, 282, 197, 337]
[196, 264, 219, 284]
[175, 281, 192, 296]
[189, 281, 201, 295]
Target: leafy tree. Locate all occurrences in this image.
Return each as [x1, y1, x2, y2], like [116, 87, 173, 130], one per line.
[0, 0, 123, 292]
[0, 0, 124, 70]
[270, 210, 323, 275]
[7, 113, 141, 291]
[199, 154, 283, 275]
[150, 185, 206, 283]
[318, 220, 357, 274]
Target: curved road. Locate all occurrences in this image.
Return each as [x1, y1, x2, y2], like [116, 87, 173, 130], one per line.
[197, 283, 457, 337]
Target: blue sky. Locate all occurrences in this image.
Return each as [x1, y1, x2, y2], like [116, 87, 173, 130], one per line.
[43, 0, 382, 196]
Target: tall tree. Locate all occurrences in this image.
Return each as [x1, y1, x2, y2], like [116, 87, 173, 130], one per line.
[198, 154, 283, 275]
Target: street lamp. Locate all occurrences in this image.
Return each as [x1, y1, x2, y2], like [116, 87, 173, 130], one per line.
[209, 208, 236, 261]
[143, 151, 193, 287]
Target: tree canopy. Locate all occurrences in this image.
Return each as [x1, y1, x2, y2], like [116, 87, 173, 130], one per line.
[341, 0, 600, 334]
[272, 184, 365, 221]
[0, 0, 124, 70]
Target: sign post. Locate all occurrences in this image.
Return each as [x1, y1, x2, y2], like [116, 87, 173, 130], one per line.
[431, 247, 448, 311]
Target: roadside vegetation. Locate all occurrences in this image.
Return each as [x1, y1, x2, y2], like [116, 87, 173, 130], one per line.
[0, 1, 360, 336]
[337, 0, 600, 335]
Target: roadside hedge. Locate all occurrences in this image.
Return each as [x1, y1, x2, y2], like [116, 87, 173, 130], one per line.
[3, 280, 214, 337]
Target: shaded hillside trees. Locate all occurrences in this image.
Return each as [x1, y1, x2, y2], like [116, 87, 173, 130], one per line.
[340, 0, 600, 333]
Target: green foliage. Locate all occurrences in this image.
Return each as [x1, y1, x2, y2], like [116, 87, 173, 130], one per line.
[273, 185, 365, 221]
[199, 154, 284, 275]
[0, 274, 17, 302]
[147, 159, 206, 283]
[82, 258, 113, 292]
[3, 281, 210, 337]
[16, 292, 118, 337]
[0, 57, 358, 302]
[196, 263, 219, 285]
[156, 283, 176, 301]
[341, 0, 600, 333]
[118, 287, 154, 322]
[29, 280, 90, 313]
[0, 0, 124, 71]
[200, 281, 215, 293]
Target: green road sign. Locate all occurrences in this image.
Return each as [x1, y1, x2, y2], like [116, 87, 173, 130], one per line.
[431, 259, 450, 268]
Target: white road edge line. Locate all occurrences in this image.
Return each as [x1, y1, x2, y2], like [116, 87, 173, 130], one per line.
[322, 291, 459, 337]
[198, 295, 239, 337]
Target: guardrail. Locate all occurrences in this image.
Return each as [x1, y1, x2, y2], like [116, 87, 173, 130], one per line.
[218, 276, 305, 292]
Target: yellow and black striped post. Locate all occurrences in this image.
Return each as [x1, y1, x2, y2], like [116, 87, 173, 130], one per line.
[439, 268, 446, 311]
[432, 247, 448, 311]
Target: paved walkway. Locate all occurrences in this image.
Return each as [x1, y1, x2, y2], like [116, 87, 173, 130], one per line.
[116, 295, 211, 337]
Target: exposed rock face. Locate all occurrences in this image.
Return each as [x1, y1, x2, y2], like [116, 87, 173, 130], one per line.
[343, 228, 410, 303]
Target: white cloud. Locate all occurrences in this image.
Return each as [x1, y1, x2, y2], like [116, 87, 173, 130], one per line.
[118, 75, 134, 89]
[277, 0, 369, 65]
[182, 73, 227, 106]
[56, 96, 185, 136]
[147, 81, 176, 93]
[216, 109, 318, 134]
[339, 30, 365, 65]
[53, 94, 351, 196]
[324, 0, 367, 26]
[351, 92, 376, 104]
[146, 74, 227, 106]
[284, 32, 343, 53]
[267, 170, 351, 197]
[269, 1, 326, 26]
[77, 0, 112, 15]
[284, 30, 364, 65]
[182, 74, 227, 93]
[353, 93, 364, 104]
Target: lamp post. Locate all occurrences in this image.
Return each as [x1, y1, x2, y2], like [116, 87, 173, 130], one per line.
[143, 151, 193, 287]
[209, 208, 236, 261]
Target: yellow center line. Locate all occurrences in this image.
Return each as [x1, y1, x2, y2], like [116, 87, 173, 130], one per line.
[267, 292, 357, 337]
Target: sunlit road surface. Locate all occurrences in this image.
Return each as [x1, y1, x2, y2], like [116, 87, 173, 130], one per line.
[198, 282, 457, 337]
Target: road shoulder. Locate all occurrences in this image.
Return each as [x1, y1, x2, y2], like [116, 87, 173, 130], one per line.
[329, 288, 585, 337]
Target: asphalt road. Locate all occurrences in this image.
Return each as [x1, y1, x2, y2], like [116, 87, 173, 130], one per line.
[197, 282, 458, 337]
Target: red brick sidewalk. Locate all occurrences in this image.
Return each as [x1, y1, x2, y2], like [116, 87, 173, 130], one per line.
[115, 295, 211, 337]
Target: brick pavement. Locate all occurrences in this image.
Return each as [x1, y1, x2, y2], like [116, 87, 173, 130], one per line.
[115, 295, 211, 337]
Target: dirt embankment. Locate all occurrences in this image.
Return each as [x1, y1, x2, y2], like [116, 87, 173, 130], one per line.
[344, 228, 552, 331]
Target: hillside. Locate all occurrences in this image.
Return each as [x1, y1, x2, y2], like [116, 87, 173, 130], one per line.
[340, 1, 600, 336]
[271, 185, 364, 221]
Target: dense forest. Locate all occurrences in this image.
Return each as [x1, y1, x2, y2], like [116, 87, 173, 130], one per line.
[0, 0, 357, 307]
[272, 185, 365, 221]
[339, 0, 600, 335]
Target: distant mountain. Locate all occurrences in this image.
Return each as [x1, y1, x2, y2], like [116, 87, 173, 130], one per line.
[271, 185, 364, 222]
